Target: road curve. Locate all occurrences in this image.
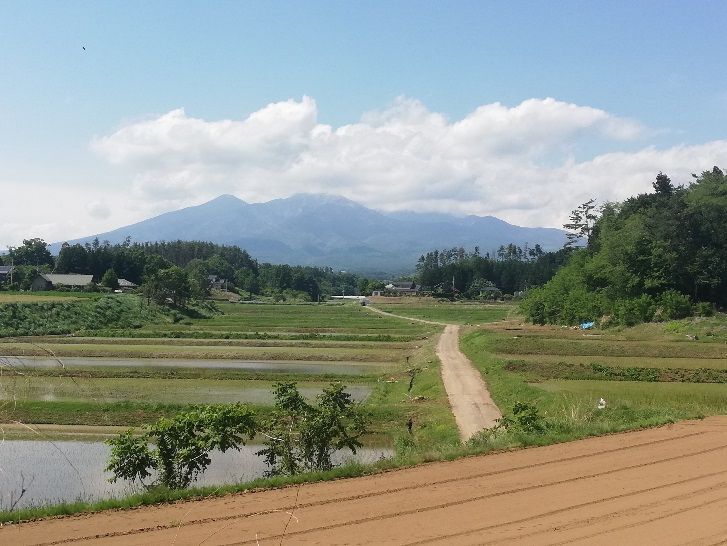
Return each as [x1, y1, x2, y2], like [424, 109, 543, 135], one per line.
[366, 306, 501, 440]
[4, 418, 727, 545]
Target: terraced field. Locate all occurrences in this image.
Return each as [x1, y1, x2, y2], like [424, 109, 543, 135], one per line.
[461, 316, 727, 429]
[0, 302, 441, 429]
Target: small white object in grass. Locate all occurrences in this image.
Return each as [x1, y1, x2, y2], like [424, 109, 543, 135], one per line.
[597, 398, 607, 410]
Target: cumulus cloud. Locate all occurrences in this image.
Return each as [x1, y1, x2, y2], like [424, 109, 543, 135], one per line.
[91, 96, 727, 227]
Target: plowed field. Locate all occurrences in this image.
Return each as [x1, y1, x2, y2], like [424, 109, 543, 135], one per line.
[3, 417, 727, 545]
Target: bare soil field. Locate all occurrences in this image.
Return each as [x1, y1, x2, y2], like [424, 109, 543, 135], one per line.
[3, 416, 727, 545]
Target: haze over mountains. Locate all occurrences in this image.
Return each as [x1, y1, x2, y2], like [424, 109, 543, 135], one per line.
[52, 194, 566, 274]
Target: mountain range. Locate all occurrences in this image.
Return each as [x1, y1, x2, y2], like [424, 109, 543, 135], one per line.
[52, 194, 566, 275]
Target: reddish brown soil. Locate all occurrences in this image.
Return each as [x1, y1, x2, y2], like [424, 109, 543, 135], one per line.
[3, 417, 727, 545]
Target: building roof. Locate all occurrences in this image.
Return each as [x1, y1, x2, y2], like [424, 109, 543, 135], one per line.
[117, 278, 138, 288]
[387, 281, 417, 289]
[41, 273, 94, 286]
[0, 265, 14, 275]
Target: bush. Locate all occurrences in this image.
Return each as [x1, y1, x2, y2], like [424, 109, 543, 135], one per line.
[258, 382, 368, 476]
[694, 302, 715, 317]
[657, 290, 692, 320]
[106, 405, 256, 489]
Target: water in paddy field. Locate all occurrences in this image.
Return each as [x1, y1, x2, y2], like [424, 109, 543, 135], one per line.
[0, 440, 393, 510]
[0, 356, 389, 376]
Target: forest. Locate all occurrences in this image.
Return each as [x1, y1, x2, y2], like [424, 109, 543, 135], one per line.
[521, 168, 727, 326]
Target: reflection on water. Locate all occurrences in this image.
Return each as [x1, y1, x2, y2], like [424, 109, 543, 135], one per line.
[0, 356, 389, 375]
[0, 440, 392, 510]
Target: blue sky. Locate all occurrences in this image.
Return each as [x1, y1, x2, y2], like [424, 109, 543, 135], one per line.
[2, 1, 727, 246]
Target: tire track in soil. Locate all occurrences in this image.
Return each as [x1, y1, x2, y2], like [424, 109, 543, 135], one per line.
[5, 418, 727, 545]
[19, 427, 711, 544]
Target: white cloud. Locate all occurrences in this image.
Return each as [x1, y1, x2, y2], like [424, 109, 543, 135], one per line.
[91, 96, 727, 228]
[86, 201, 111, 220]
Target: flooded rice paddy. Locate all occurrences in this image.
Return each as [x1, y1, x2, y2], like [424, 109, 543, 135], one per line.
[0, 439, 393, 510]
[0, 356, 390, 375]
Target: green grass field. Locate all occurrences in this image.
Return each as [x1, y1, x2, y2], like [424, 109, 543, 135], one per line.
[461, 316, 727, 441]
[0, 293, 84, 303]
[374, 300, 514, 324]
[0, 299, 454, 456]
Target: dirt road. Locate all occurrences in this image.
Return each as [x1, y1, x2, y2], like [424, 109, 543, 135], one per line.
[366, 306, 501, 439]
[4, 417, 727, 545]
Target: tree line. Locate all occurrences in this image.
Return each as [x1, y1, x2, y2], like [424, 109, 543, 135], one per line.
[522, 168, 727, 326]
[1, 238, 361, 303]
[415, 244, 571, 298]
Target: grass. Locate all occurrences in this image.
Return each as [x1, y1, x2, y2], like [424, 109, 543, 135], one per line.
[0, 294, 84, 303]
[0, 376, 372, 405]
[0, 341, 401, 362]
[374, 299, 514, 325]
[497, 353, 727, 370]
[488, 335, 727, 359]
[461, 318, 727, 440]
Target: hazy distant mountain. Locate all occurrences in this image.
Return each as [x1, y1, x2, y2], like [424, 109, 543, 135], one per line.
[52, 194, 566, 274]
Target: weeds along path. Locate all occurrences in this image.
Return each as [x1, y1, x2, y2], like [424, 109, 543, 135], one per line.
[365, 306, 501, 440]
[4, 418, 727, 545]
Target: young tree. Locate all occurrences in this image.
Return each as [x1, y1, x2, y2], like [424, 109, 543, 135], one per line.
[258, 382, 367, 476]
[563, 199, 598, 248]
[106, 405, 257, 489]
[100, 268, 119, 289]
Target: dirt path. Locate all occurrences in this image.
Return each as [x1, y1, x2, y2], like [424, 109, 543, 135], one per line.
[366, 306, 501, 440]
[436, 324, 502, 439]
[4, 417, 727, 545]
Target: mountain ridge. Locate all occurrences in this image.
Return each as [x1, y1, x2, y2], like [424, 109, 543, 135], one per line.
[51, 194, 566, 274]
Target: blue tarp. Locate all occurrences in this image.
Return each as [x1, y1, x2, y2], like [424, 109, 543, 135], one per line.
[580, 321, 595, 330]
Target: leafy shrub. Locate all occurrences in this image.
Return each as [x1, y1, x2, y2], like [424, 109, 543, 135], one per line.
[258, 382, 368, 476]
[657, 290, 692, 320]
[694, 302, 715, 317]
[497, 402, 547, 434]
[106, 404, 256, 489]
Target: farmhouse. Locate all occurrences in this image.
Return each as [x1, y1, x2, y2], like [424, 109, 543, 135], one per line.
[117, 278, 138, 291]
[385, 281, 421, 296]
[31, 273, 94, 291]
[0, 265, 14, 284]
[207, 275, 227, 290]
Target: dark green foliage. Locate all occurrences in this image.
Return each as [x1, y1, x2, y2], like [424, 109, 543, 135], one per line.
[497, 402, 547, 434]
[415, 245, 570, 297]
[503, 360, 727, 384]
[100, 268, 118, 289]
[106, 404, 257, 489]
[0, 296, 160, 336]
[7, 238, 54, 267]
[258, 382, 368, 476]
[522, 169, 727, 326]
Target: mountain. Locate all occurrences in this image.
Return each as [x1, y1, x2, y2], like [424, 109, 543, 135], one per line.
[51, 194, 567, 274]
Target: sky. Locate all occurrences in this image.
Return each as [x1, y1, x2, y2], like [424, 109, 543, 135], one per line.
[2, 1, 727, 248]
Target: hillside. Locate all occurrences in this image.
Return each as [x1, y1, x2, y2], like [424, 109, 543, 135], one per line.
[52, 194, 566, 274]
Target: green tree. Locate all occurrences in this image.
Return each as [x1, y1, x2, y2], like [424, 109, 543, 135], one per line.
[563, 199, 598, 248]
[186, 259, 210, 300]
[257, 382, 367, 476]
[8, 238, 54, 267]
[100, 268, 119, 289]
[106, 405, 256, 489]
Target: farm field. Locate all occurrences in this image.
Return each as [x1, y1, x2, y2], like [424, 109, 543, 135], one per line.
[372, 297, 514, 324]
[0, 301, 442, 428]
[462, 314, 727, 436]
[5, 417, 727, 545]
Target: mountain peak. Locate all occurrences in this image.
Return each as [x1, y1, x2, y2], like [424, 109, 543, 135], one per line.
[51, 192, 566, 273]
[206, 194, 247, 205]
